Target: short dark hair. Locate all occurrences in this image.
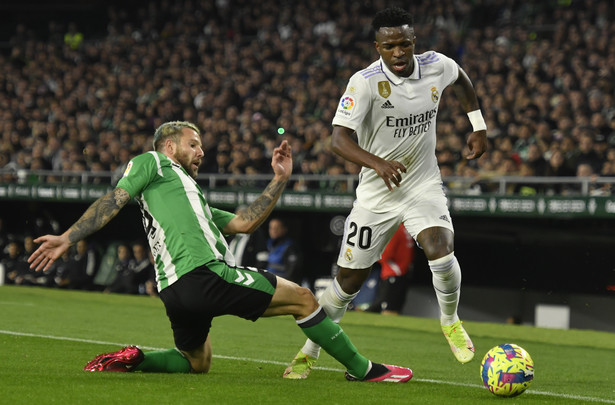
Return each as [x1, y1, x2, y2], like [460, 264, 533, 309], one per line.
[372, 7, 414, 32]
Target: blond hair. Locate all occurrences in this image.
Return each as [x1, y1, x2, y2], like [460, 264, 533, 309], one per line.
[153, 121, 200, 151]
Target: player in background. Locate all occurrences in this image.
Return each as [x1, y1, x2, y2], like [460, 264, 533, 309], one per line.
[284, 7, 487, 379]
[28, 121, 412, 382]
[365, 224, 415, 315]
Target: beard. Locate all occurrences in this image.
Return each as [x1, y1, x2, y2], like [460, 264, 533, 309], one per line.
[174, 149, 200, 178]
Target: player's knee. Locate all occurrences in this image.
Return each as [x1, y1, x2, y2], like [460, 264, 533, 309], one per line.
[189, 353, 212, 374]
[418, 228, 454, 260]
[296, 285, 319, 315]
[423, 240, 454, 261]
[183, 342, 212, 374]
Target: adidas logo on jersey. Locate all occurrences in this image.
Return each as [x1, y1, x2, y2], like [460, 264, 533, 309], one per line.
[439, 215, 450, 223]
[381, 100, 394, 109]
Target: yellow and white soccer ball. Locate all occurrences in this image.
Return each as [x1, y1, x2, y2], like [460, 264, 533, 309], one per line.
[480, 343, 534, 397]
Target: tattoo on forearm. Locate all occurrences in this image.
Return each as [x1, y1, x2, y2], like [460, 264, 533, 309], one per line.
[240, 179, 286, 222]
[68, 188, 130, 244]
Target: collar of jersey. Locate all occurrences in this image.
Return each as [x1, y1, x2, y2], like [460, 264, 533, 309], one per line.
[379, 55, 421, 85]
[164, 155, 197, 184]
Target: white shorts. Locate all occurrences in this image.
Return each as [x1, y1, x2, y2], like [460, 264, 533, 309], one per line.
[336, 187, 454, 269]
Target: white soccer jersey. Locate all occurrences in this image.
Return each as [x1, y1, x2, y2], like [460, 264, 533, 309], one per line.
[332, 51, 459, 212]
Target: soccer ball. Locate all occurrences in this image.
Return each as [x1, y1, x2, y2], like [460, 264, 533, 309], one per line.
[480, 343, 534, 397]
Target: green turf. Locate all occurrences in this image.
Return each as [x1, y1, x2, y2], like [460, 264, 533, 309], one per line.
[1, 285, 614, 404]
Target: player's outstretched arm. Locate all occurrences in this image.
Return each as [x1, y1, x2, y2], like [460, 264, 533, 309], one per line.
[331, 125, 406, 192]
[451, 67, 488, 160]
[224, 140, 292, 234]
[28, 187, 131, 272]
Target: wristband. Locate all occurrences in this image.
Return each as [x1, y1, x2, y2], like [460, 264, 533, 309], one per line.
[467, 110, 487, 132]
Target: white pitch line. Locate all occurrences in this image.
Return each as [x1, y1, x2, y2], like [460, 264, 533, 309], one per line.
[1, 329, 614, 404]
[417, 378, 615, 403]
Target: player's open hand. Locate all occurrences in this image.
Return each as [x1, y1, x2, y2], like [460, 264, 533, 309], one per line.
[374, 158, 407, 191]
[27, 234, 71, 272]
[271, 140, 292, 180]
[466, 130, 487, 160]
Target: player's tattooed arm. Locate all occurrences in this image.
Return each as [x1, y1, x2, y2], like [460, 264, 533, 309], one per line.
[28, 187, 132, 272]
[68, 187, 132, 243]
[234, 178, 287, 233]
[224, 139, 291, 235]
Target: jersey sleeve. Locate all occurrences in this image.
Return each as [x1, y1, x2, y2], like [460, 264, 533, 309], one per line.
[116, 153, 158, 199]
[331, 72, 372, 131]
[438, 52, 460, 88]
[210, 207, 236, 231]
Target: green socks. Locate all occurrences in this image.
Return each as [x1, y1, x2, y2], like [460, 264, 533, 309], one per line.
[297, 307, 369, 378]
[135, 348, 191, 373]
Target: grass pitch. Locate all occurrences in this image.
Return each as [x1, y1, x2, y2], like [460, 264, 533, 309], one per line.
[1, 285, 614, 404]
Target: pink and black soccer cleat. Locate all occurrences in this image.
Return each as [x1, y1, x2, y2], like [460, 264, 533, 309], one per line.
[345, 364, 413, 383]
[84, 346, 144, 372]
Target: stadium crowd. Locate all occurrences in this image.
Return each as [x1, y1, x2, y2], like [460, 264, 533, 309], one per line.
[0, 0, 614, 191]
[1, 0, 615, 290]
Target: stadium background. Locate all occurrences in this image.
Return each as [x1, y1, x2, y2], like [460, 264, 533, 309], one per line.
[0, 0, 613, 332]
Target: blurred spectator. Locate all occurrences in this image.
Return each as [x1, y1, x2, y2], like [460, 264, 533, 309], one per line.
[128, 241, 157, 296]
[104, 243, 137, 294]
[545, 149, 574, 177]
[526, 144, 548, 176]
[64, 22, 83, 50]
[514, 162, 540, 196]
[323, 164, 348, 193]
[594, 134, 609, 167]
[602, 148, 615, 177]
[544, 149, 574, 194]
[512, 124, 534, 161]
[2, 240, 29, 285]
[571, 163, 606, 196]
[264, 218, 303, 285]
[559, 136, 579, 174]
[577, 162, 597, 179]
[55, 239, 98, 290]
[575, 132, 604, 174]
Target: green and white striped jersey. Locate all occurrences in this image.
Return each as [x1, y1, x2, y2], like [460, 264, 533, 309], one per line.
[117, 151, 236, 291]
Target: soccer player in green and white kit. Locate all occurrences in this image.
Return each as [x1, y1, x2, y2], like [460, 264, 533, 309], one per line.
[28, 121, 412, 382]
[284, 7, 488, 379]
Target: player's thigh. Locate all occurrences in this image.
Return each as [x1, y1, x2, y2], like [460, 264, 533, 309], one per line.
[402, 188, 454, 240]
[336, 204, 401, 269]
[262, 276, 318, 319]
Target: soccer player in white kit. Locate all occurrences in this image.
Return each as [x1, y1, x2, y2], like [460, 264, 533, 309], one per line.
[284, 7, 488, 379]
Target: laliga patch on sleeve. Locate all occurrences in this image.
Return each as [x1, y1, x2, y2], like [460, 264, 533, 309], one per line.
[337, 96, 355, 118]
[123, 161, 133, 178]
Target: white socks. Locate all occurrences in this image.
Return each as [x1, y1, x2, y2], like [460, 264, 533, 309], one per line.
[300, 278, 358, 359]
[428, 252, 461, 326]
